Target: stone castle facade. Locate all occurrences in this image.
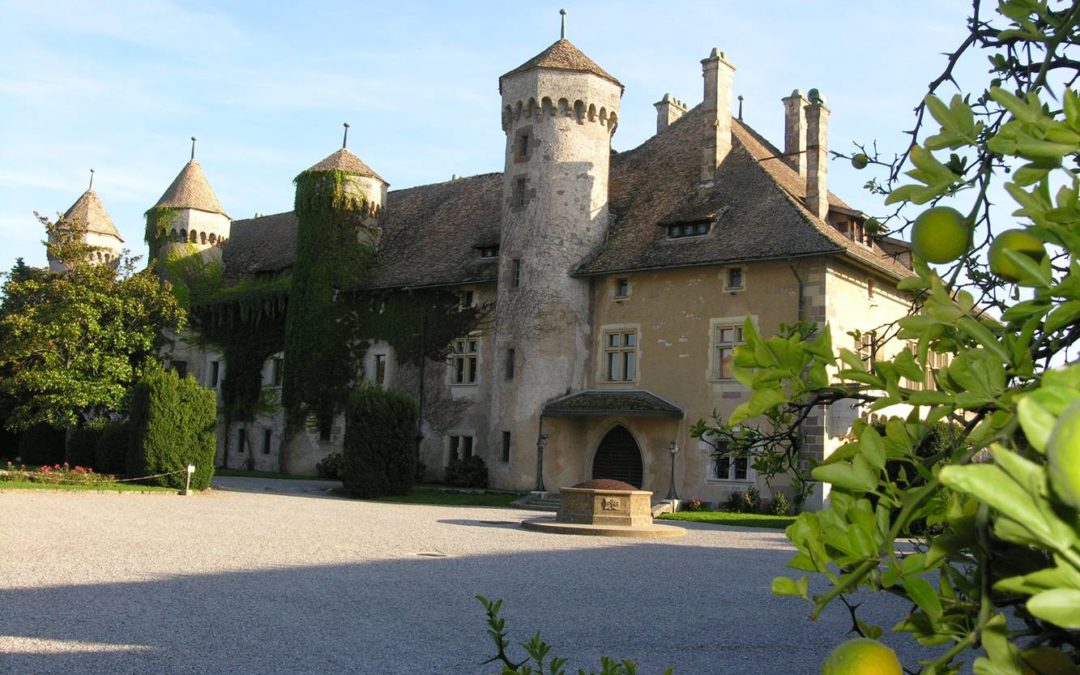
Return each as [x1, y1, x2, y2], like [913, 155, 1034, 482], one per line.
[57, 34, 915, 509]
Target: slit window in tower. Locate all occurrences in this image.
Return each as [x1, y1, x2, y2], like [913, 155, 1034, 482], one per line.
[512, 258, 522, 288]
[505, 348, 515, 380]
[502, 431, 512, 463]
[518, 131, 530, 159]
[263, 428, 272, 455]
[513, 177, 527, 208]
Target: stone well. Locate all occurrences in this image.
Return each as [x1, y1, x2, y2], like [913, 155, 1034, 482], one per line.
[522, 479, 685, 538]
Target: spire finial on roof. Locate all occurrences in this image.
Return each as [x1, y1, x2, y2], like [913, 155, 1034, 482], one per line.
[738, 95, 744, 121]
[342, 122, 350, 150]
[190, 136, 197, 161]
[560, 9, 567, 40]
[88, 168, 95, 191]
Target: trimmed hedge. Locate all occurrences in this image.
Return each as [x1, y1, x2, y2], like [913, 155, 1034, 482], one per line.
[128, 365, 217, 490]
[445, 455, 489, 488]
[341, 386, 418, 498]
[17, 424, 66, 466]
[95, 420, 130, 475]
[66, 421, 105, 468]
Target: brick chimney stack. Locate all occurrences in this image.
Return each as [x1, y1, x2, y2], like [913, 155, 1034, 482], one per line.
[654, 93, 688, 134]
[781, 90, 809, 176]
[701, 48, 736, 183]
[805, 91, 830, 220]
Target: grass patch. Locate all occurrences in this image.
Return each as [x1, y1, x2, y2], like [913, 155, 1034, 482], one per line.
[214, 468, 322, 480]
[371, 487, 521, 508]
[0, 480, 179, 494]
[657, 511, 796, 530]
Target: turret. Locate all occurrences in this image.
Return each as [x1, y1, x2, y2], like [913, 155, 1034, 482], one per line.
[490, 20, 623, 488]
[50, 171, 124, 272]
[146, 139, 230, 259]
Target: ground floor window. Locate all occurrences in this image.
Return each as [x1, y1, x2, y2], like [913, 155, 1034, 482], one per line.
[448, 434, 474, 462]
[706, 438, 753, 482]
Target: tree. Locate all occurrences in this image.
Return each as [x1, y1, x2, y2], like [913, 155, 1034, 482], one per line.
[693, 1, 1080, 671]
[0, 215, 185, 433]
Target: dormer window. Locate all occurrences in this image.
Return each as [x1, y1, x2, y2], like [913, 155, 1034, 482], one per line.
[478, 245, 500, 258]
[666, 221, 710, 239]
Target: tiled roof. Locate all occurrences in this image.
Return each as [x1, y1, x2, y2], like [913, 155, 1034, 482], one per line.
[62, 190, 122, 241]
[154, 160, 228, 217]
[223, 211, 298, 277]
[500, 39, 623, 93]
[543, 389, 684, 418]
[304, 148, 386, 184]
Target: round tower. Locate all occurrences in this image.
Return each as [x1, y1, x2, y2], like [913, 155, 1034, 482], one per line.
[147, 141, 230, 260]
[294, 144, 387, 249]
[490, 35, 623, 488]
[50, 176, 124, 272]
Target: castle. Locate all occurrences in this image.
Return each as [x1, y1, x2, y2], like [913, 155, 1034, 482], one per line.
[56, 32, 913, 509]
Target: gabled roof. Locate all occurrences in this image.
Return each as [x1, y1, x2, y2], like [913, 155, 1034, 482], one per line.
[154, 160, 228, 217]
[62, 190, 122, 241]
[500, 39, 623, 93]
[304, 148, 386, 184]
[543, 390, 684, 418]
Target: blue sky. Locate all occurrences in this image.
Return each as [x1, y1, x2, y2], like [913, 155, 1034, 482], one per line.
[0, 1, 975, 270]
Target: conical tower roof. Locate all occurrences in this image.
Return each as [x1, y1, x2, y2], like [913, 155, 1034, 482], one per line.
[153, 160, 228, 217]
[63, 190, 123, 241]
[499, 38, 623, 93]
[304, 148, 386, 184]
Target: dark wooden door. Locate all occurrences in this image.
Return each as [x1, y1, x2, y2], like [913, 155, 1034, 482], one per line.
[591, 426, 643, 488]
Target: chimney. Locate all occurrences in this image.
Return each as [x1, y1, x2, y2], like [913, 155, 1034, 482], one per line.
[701, 48, 736, 183]
[654, 93, 688, 134]
[805, 91, 830, 220]
[781, 90, 809, 176]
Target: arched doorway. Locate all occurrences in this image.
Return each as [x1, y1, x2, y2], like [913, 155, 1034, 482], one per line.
[591, 426, 643, 488]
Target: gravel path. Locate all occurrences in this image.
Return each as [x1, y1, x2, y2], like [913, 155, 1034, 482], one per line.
[1, 484, 941, 674]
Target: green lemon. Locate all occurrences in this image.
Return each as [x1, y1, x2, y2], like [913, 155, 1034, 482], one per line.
[821, 638, 903, 675]
[988, 229, 1047, 282]
[1047, 399, 1080, 510]
[852, 153, 870, 170]
[910, 207, 971, 264]
[1019, 646, 1079, 675]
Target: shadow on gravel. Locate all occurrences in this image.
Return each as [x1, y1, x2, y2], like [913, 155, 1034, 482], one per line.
[0, 541, 943, 674]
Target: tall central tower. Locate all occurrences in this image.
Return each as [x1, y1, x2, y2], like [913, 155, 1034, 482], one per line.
[489, 35, 622, 488]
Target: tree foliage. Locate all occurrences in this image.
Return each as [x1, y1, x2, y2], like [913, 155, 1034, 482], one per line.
[695, 2, 1080, 671]
[0, 216, 185, 431]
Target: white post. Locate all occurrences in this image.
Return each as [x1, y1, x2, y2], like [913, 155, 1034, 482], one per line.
[183, 464, 195, 496]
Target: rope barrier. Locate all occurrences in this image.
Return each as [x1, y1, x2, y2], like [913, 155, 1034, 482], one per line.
[0, 467, 189, 486]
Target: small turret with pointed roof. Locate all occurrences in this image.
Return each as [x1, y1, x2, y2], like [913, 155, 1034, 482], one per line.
[296, 124, 387, 223]
[49, 170, 124, 272]
[147, 137, 231, 258]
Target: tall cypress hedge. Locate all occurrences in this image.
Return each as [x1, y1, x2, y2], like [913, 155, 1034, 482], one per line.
[127, 364, 217, 490]
[341, 386, 418, 498]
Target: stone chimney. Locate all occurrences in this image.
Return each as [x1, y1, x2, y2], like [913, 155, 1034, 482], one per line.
[782, 90, 809, 176]
[654, 93, 687, 134]
[701, 48, 736, 183]
[805, 91, 830, 220]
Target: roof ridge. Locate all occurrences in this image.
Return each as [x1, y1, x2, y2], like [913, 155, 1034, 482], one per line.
[154, 160, 228, 217]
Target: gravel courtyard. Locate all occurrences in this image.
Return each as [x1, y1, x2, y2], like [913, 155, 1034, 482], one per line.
[2, 481, 939, 674]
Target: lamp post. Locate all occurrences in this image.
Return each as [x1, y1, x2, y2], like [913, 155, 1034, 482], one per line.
[535, 432, 549, 493]
[665, 441, 679, 501]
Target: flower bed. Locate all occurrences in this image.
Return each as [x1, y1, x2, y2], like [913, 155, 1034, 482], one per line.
[1, 461, 117, 485]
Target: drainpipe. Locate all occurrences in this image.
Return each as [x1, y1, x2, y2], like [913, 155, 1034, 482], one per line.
[788, 259, 805, 323]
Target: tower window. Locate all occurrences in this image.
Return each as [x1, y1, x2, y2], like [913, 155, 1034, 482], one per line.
[511, 259, 522, 288]
[513, 177, 527, 208]
[237, 427, 246, 453]
[478, 245, 500, 258]
[262, 428, 272, 455]
[502, 431, 512, 463]
[505, 348, 515, 380]
[517, 131, 531, 159]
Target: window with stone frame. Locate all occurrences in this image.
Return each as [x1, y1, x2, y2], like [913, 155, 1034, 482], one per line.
[725, 266, 745, 291]
[448, 434, 474, 462]
[603, 330, 637, 382]
[854, 330, 880, 364]
[450, 337, 480, 385]
[711, 323, 744, 380]
[706, 436, 754, 482]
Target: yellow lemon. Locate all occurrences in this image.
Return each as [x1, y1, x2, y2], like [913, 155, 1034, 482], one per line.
[821, 638, 903, 675]
[988, 229, 1047, 282]
[910, 207, 971, 264]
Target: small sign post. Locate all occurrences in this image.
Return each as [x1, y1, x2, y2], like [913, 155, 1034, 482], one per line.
[183, 464, 195, 496]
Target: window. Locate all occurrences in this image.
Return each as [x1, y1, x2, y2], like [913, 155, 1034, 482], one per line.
[513, 177, 527, 208]
[448, 434, 474, 461]
[450, 337, 479, 385]
[614, 278, 630, 298]
[604, 330, 637, 382]
[236, 427, 245, 453]
[262, 429, 272, 455]
[271, 357, 284, 386]
[172, 360, 188, 378]
[666, 221, 710, 239]
[501, 431, 512, 463]
[374, 353, 387, 387]
[855, 331, 879, 364]
[210, 360, 220, 388]
[319, 418, 332, 442]
[478, 245, 500, 258]
[725, 267, 744, 291]
[902, 345, 949, 391]
[709, 440, 751, 481]
[459, 289, 474, 309]
[505, 348, 515, 380]
[867, 278, 876, 302]
[517, 131, 531, 159]
[511, 258, 522, 288]
[712, 323, 744, 380]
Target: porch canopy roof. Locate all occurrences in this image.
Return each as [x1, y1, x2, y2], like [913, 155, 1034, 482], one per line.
[542, 390, 684, 418]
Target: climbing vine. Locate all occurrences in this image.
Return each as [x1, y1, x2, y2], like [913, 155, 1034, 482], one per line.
[143, 206, 178, 260]
[283, 169, 375, 429]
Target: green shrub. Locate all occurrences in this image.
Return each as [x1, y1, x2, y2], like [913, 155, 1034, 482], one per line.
[128, 364, 217, 490]
[66, 419, 108, 468]
[769, 491, 792, 516]
[95, 420, 129, 475]
[340, 386, 418, 498]
[17, 424, 65, 466]
[681, 498, 705, 512]
[315, 451, 342, 480]
[445, 455, 488, 488]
